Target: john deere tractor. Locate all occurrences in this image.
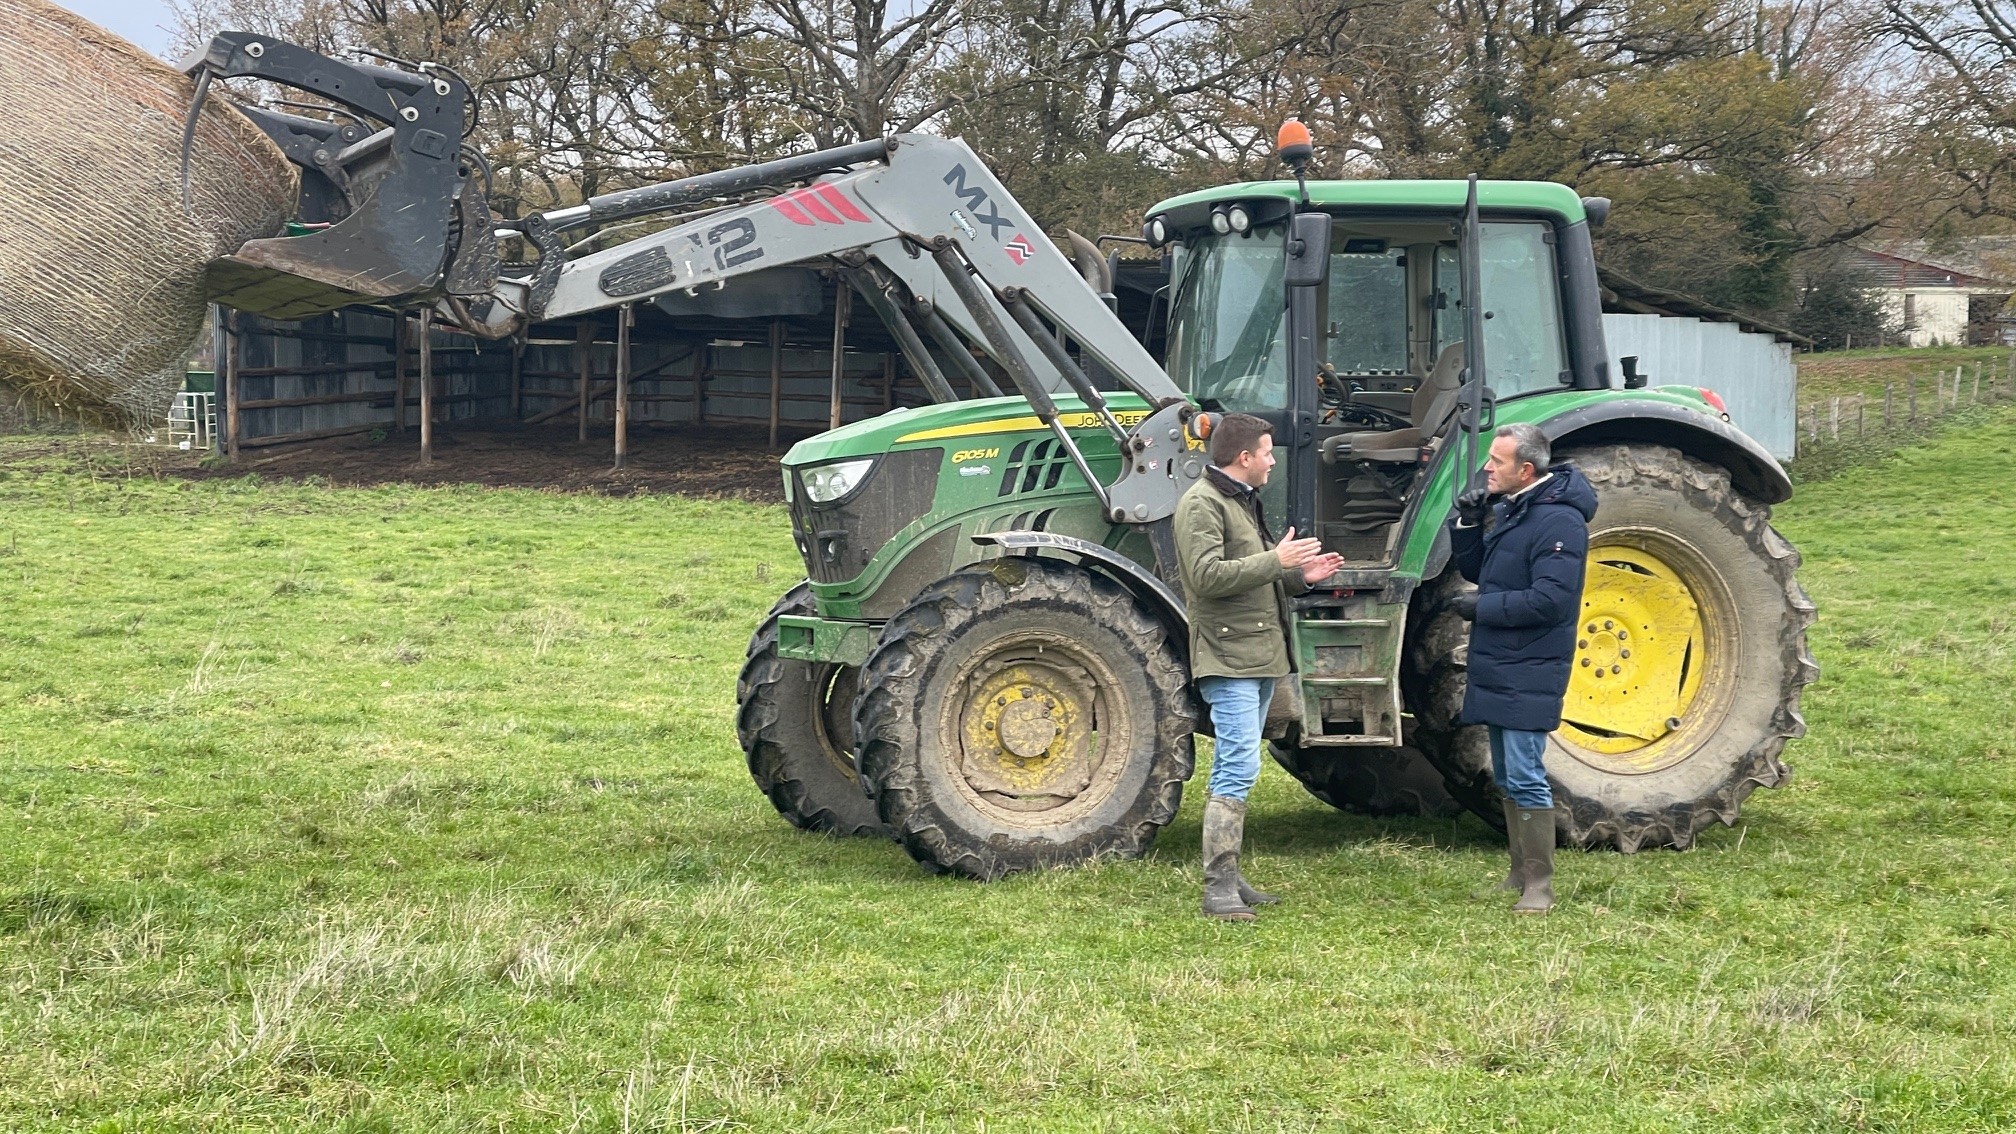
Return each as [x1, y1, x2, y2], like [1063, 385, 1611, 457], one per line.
[738, 146, 1815, 879]
[139, 35, 1808, 880]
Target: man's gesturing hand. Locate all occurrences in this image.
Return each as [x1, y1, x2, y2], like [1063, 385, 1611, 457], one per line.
[1274, 526, 1325, 569]
[1301, 552, 1346, 584]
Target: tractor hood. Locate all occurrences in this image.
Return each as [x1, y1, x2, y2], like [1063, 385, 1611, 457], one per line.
[781, 393, 1158, 472]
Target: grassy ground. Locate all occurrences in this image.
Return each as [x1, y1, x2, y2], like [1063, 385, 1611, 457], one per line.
[3, 413, 2015, 1132]
[1796, 344, 2014, 403]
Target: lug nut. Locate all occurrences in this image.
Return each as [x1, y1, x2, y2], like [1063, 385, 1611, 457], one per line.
[1618, 630, 1628, 640]
[1611, 664, 1622, 675]
[1604, 619, 1614, 630]
[1587, 623, 1598, 634]
[1578, 639, 1588, 649]
[1580, 658, 1590, 667]
[1620, 649, 1630, 659]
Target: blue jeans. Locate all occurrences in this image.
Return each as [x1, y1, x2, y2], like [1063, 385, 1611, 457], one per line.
[1489, 726, 1553, 810]
[1197, 676, 1274, 801]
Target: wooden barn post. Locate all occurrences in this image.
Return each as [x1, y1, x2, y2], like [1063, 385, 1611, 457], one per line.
[418, 309, 434, 466]
[614, 304, 633, 470]
[224, 309, 242, 462]
[392, 312, 408, 434]
[828, 283, 851, 430]
[768, 318, 784, 448]
[577, 320, 595, 442]
[510, 333, 526, 419]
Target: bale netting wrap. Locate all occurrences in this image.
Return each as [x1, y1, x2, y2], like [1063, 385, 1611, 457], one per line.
[0, 0, 297, 428]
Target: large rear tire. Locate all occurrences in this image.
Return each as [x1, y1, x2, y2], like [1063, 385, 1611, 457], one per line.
[1404, 443, 1817, 850]
[736, 583, 886, 837]
[854, 558, 1195, 880]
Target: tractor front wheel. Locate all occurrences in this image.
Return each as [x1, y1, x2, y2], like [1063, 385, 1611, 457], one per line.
[1404, 443, 1817, 851]
[736, 583, 886, 837]
[854, 558, 1195, 880]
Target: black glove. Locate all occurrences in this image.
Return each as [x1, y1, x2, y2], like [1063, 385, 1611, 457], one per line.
[1453, 592, 1480, 621]
[1455, 487, 1490, 527]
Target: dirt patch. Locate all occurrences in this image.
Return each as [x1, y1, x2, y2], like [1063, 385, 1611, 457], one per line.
[167, 422, 795, 502]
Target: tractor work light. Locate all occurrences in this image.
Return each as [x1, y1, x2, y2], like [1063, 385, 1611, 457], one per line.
[801, 458, 877, 504]
[1210, 208, 1232, 235]
[1226, 204, 1252, 234]
[1144, 216, 1168, 247]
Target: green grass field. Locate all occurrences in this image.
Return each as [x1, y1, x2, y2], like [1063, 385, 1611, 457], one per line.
[3, 413, 2014, 1132]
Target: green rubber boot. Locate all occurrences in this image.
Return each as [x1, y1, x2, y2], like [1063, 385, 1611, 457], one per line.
[1201, 795, 1258, 922]
[1510, 807, 1556, 915]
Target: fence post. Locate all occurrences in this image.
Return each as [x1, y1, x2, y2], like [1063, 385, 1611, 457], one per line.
[1830, 396, 1840, 440]
[1973, 362, 1981, 404]
[1908, 374, 1918, 422]
[1884, 383, 1893, 427]
[1857, 395, 1865, 438]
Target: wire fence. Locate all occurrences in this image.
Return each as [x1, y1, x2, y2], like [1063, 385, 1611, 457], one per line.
[1797, 352, 2016, 457]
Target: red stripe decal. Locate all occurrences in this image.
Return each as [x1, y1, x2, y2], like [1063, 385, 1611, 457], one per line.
[772, 196, 814, 225]
[815, 183, 870, 223]
[792, 187, 843, 225]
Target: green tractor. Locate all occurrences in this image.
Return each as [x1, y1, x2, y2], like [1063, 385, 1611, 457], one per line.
[738, 156, 1815, 879]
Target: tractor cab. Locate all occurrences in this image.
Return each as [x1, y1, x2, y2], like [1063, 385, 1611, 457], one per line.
[1146, 181, 1612, 571]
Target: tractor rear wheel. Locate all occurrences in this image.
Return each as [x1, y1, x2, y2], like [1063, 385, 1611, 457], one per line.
[1404, 443, 1817, 851]
[736, 583, 886, 837]
[1268, 731, 1463, 818]
[854, 558, 1195, 880]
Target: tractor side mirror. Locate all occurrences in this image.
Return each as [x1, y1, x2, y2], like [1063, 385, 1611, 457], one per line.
[1284, 212, 1332, 288]
[1621, 355, 1649, 389]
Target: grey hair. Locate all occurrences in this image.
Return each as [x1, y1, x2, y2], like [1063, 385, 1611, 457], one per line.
[1495, 422, 1550, 475]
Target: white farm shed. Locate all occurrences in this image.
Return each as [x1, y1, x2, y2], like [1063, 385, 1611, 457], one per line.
[1598, 269, 1806, 460]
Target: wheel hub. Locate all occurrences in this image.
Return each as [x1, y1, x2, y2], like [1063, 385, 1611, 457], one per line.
[1558, 539, 1720, 773]
[957, 656, 1100, 811]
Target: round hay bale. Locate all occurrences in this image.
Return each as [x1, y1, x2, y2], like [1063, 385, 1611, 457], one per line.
[0, 0, 297, 428]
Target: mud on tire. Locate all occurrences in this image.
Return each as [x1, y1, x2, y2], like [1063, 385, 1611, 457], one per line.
[736, 583, 886, 837]
[853, 558, 1195, 880]
[1403, 443, 1818, 851]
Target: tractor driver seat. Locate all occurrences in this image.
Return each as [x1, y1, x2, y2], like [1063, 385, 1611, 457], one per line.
[1318, 341, 1465, 464]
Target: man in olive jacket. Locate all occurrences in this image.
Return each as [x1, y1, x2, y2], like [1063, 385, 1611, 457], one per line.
[1174, 413, 1343, 921]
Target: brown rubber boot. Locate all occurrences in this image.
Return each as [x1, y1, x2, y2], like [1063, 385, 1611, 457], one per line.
[1201, 795, 1258, 922]
[1510, 807, 1556, 914]
[1472, 798, 1525, 899]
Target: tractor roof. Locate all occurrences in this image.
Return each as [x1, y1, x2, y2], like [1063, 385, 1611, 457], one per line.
[1147, 179, 1589, 223]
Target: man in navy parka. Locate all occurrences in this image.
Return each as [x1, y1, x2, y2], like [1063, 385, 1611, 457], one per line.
[1449, 422, 1598, 914]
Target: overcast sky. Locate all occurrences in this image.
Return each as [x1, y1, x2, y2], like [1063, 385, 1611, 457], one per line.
[58, 0, 180, 57]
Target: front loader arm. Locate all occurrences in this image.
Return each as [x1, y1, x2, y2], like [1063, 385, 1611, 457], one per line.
[527, 134, 1203, 523]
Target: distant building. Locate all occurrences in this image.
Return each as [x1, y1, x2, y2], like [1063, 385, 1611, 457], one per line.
[1842, 239, 2016, 347]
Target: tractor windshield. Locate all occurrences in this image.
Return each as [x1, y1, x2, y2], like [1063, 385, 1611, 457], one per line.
[1168, 217, 1570, 409]
[1165, 229, 1289, 413]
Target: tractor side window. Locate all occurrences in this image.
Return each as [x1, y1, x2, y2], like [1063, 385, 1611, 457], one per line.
[1165, 231, 1289, 413]
[1431, 224, 1569, 398]
[1324, 246, 1409, 373]
[1479, 222, 1569, 396]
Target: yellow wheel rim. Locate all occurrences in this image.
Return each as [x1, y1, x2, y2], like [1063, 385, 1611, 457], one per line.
[1557, 533, 1729, 774]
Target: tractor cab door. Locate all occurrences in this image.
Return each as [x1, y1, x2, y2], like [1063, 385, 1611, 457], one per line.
[1163, 227, 1296, 531]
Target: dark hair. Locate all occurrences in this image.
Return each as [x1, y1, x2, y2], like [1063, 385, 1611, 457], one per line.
[1209, 412, 1273, 467]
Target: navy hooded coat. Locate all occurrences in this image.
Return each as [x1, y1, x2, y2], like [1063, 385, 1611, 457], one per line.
[1448, 464, 1598, 731]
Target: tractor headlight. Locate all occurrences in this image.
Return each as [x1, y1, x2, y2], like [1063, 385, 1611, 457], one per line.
[1226, 204, 1252, 234]
[1210, 208, 1232, 235]
[800, 458, 876, 504]
[1144, 216, 1168, 247]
